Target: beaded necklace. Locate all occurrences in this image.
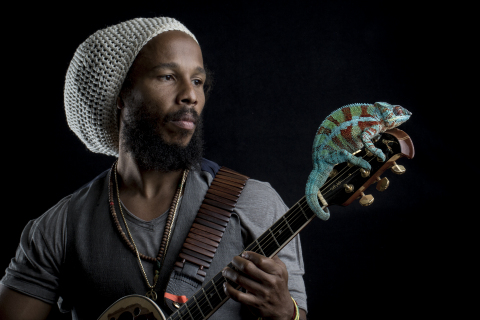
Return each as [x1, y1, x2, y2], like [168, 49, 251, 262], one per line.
[108, 161, 189, 300]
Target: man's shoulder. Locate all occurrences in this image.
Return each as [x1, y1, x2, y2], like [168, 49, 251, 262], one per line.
[201, 159, 281, 202]
[64, 168, 111, 206]
[199, 158, 221, 177]
[73, 169, 110, 195]
[242, 178, 287, 206]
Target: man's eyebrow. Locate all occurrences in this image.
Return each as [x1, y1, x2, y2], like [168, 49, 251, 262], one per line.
[152, 62, 179, 70]
[196, 66, 206, 75]
[152, 63, 206, 75]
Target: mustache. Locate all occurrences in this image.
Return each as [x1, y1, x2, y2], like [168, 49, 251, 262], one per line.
[163, 107, 200, 124]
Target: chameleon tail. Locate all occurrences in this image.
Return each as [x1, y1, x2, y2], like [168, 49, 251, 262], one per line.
[305, 168, 330, 221]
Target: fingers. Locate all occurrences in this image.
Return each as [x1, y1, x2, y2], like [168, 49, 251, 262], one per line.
[222, 251, 288, 299]
[271, 254, 287, 269]
[222, 265, 264, 295]
[237, 251, 286, 277]
[223, 279, 260, 307]
[222, 252, 294, 319]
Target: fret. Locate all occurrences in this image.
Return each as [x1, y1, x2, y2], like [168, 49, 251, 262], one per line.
[289, 213, 307, 234]
[184, 301, 194, 320]
[169, 311, 179, 320]
[194, 289, 213, 316]
[214, 272, 230, 300]
[244, 242, 257, 253]
[174, 307, 188, 320]
[255, 239, 266, 256]
[202, 281, 222, 310]
[298, 201, 310, 220]
[270, 220, 292, 248]
[258, 231, 280, 257]
[268, 228, 281, 248]
[202, 287, 214, 311]
[192, 295, 205, 319]
[173, 310, 184, 320]
[282, 215, 295, 235]
[211, 279, 224, 301]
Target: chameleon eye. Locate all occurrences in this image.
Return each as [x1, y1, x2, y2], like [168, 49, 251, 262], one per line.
[394, 106, 403, 115]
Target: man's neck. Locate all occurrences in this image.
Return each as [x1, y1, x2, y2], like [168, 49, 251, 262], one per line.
[115, 153, 185, 221]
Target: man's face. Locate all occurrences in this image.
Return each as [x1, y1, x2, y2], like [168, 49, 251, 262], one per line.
[120, 30, 206, 147]
[118, 31, 207, 171]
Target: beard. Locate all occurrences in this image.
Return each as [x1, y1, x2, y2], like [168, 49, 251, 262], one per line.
[120, 104, 204, 172]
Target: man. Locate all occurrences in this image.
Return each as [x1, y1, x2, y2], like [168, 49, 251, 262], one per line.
[0, 17, 307, 320]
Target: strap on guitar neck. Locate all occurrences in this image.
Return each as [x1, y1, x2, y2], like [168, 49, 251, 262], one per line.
[164, 166, 249, 311]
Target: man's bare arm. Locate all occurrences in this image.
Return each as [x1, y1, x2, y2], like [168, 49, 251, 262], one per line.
[0, 284, 52, 320]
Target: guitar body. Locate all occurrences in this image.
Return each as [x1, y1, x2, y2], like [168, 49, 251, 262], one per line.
[97, 295, 166, 320]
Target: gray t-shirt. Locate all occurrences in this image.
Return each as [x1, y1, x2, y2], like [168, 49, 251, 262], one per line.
[1, 166, 307, 317]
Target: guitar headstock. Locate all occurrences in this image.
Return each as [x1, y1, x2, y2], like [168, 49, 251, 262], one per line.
[321, 128, 414, 208]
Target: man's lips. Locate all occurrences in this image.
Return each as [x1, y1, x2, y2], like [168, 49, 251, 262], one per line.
[169, 113, 196, 130]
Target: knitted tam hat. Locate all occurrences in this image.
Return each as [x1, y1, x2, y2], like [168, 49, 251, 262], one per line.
[64, 17, 198, 157]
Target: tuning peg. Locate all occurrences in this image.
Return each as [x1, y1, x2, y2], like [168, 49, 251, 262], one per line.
[390, 162, 406, 175]
[375, 176, 389, 191]
[344, 184, 354, 193]
[359, 192, 374, 206]
[360, 168, 370, 178]
[329, 169, 338, 178]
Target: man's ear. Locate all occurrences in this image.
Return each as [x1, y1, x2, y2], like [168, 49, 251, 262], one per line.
[117, 96, 124, 110]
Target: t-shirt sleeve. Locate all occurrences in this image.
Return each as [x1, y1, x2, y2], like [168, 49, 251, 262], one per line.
[1, 196, 70, 304]
[234, 179, 308, 313]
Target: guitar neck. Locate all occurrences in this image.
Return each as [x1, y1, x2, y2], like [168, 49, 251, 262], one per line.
[167, 196, 316, 320]
[243, 196, 316, 258]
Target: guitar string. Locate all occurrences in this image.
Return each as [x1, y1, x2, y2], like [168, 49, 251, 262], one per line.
[251, 152, 378, 253]
[170, 149, 384, 319]
[250, 150, 375, 251]
[169, 153, 379, 320]
[316, 150, 374, 192]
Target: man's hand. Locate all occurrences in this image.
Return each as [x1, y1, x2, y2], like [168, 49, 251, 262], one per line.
[222, 251, 295, 320]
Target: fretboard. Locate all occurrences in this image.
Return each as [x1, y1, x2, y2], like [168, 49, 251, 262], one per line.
[166, 196, 316, 320]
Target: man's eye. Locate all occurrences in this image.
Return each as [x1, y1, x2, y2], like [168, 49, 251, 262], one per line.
[193, 79, 204, 86]
[159, 75, 173, 81]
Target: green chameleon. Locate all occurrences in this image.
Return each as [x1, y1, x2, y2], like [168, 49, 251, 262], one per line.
[306, 102, 411, 220]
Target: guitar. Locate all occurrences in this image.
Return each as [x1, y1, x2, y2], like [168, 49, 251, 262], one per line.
[98, 128, 415, 320]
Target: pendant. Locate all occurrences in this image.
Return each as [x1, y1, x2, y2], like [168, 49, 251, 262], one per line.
[146, 289, 158, 301]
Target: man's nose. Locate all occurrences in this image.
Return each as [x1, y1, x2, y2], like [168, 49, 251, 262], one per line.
[177, 80, 197, 106]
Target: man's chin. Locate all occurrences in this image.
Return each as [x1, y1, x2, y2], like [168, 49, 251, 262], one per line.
[122, 109, 204, 172]
[161, 133, 194, 148]
[124, 131, 203, 172]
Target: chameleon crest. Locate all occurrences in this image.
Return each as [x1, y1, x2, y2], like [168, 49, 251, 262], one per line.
[306, 102, 411, 220]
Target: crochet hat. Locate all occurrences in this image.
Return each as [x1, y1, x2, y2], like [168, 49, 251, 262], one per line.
[64, 17, 198, 156]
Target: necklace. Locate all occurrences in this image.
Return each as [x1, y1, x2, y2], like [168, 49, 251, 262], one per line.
[108, 161, 189, 300]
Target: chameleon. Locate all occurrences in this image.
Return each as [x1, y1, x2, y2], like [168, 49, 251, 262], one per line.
[305, 102, 412, 220]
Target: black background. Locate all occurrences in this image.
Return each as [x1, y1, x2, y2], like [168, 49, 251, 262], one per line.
[2, 1, 471, 319]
